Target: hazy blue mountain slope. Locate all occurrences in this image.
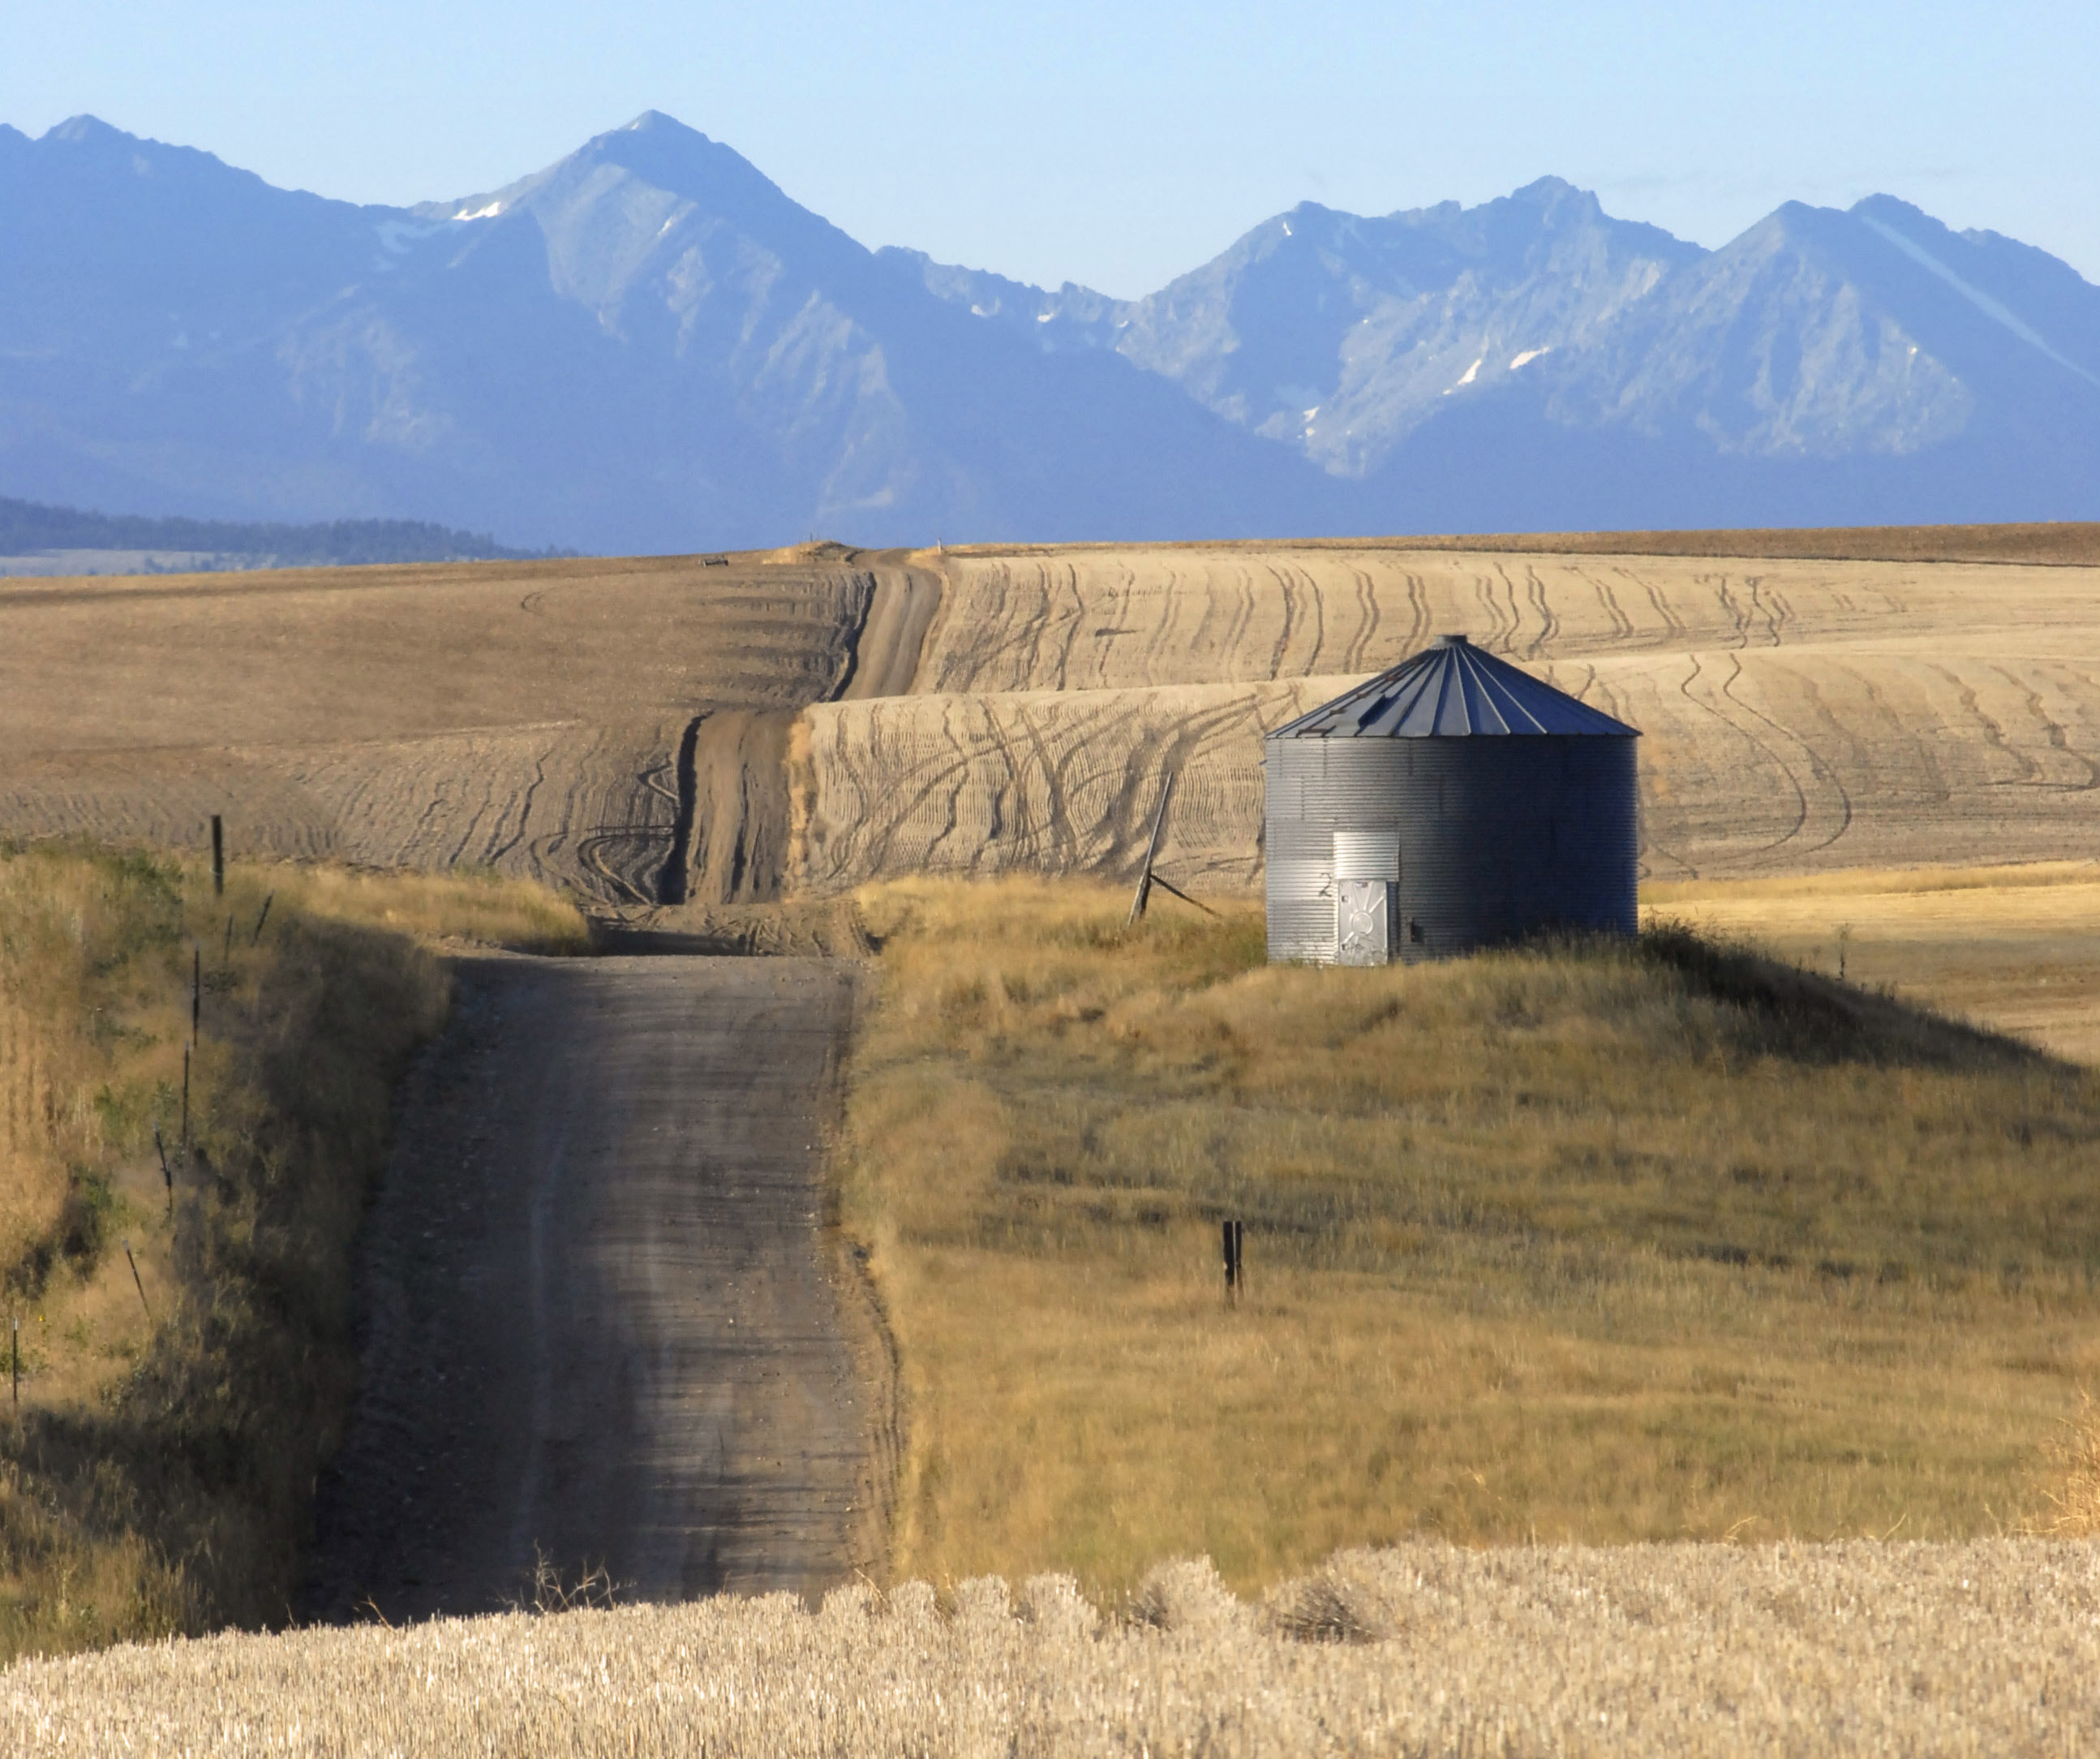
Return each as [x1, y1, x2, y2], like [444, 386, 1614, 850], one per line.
[899, 179, 1703, 479]
[0, 114, 1339, 551]
[1109, 179, 1703, 479]
[1441, 194, 2100, 527]
[1536, 198, 2100, 450]
[2, 112, 2097, 547]
[900, 179, 2100, 529]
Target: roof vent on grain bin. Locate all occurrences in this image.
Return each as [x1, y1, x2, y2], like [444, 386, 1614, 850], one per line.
[1264, 634, 1639, 966]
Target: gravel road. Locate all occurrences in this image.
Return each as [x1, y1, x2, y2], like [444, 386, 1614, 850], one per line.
[304, 954, 874, 1622]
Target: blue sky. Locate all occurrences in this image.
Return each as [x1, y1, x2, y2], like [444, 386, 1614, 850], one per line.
[8, 0, 2095, 296]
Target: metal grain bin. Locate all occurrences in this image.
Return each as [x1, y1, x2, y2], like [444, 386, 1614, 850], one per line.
[1265, 634, 1638, 965]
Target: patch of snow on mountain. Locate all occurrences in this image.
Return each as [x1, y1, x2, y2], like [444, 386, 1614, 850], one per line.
[1442, 357, 1484, 394]
[1510, 346, 1552, 370]
[454, 200, 504, 222]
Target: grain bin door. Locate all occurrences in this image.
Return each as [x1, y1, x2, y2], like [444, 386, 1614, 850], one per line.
[1333, 831, 1399, 967]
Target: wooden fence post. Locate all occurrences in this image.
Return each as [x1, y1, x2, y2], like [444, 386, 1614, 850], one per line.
[1127, 773, 1177, 927]
[123, 1241, 150, 1322]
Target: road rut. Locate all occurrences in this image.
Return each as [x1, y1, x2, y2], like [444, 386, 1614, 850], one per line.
[304, 954, 873, 1621]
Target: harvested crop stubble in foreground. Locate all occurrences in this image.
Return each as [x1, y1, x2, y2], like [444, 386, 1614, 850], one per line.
[6, 1543, 2098, 1754]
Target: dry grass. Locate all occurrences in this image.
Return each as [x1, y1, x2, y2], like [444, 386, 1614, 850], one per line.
[5, 1539, 2098, 1753]
[839, 877, 2100, 1600]
[257, 861, 590, 954]
[0, 843, 584, 1661]
[2037, 1394, 2100, 1538]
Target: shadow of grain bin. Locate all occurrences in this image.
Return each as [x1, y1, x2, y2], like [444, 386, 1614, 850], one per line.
[1265, 634, 1640, 965]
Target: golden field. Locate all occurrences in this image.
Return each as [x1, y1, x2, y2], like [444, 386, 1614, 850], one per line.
[837, 879, 2100, 1598]
[797, 541, 2100, 893]
[1648, 862, 2100, 1063]
[6, 1542, 2099, 1754]
[7, 523, 2100, 1748]
[0, 551, 899, 905]
[11, 530, 2100, 910]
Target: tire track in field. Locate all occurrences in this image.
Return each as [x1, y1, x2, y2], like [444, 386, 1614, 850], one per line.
[2008, 666, 2100, 792]
[1340, 569, 1384, 673]
[1932, 663, 2043, 789]
[1521, 566, 1559, 659]
[796, 681, 1334, 891]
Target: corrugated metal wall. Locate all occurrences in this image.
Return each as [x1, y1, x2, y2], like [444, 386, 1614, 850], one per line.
[1265, 735, 1638, 964]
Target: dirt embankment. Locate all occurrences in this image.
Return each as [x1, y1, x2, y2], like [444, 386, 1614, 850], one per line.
[304, 954, 879, 1620]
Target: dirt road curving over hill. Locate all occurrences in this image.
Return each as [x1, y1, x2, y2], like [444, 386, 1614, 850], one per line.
[304, 953, 881, 1623]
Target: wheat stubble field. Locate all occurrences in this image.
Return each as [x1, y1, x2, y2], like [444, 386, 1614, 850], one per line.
[9, 1545, 2099, 1755]
[12, 529, 2100, 916]
[797, 540, 2100, 896]
[0, 546, 934, 909]
[8, 524, 2100, 1750]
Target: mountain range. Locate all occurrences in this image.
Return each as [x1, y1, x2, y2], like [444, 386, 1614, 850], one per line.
[3, 110, 2097, 553]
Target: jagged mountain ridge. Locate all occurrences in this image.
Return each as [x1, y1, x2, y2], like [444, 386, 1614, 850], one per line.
[895, 181, 2100, 488]
[3, 111, 2097, 549]
[0, 113, 1340, 551]
[887, 178, 1706, 479]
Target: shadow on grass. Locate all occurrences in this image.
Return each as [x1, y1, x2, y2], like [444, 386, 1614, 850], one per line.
[1634, 921, 2050, 1073]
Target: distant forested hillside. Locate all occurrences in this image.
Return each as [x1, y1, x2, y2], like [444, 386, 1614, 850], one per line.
[0, 497, 568, 566]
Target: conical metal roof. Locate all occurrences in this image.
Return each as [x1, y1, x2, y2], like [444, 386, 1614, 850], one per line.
[1272, 635, 1638, 738]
